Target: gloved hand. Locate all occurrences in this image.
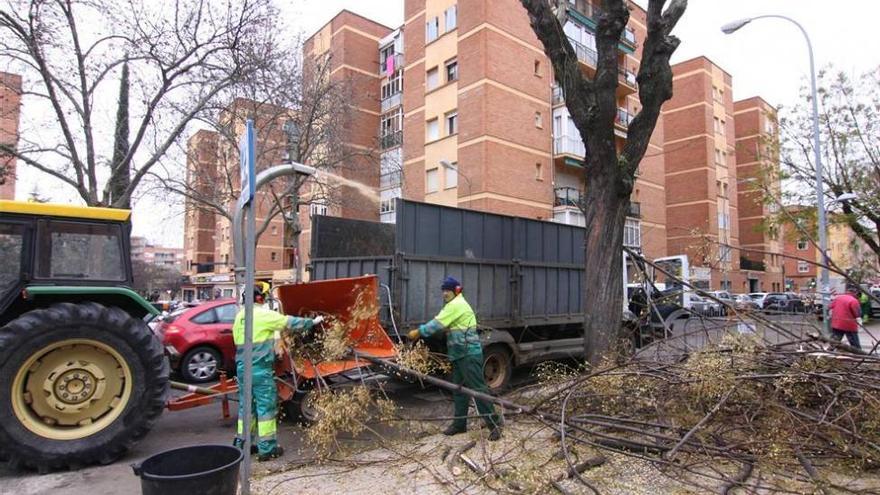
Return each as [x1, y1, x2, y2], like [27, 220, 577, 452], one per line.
[313, 315, 324, 326]
[407, 329, 420, 340]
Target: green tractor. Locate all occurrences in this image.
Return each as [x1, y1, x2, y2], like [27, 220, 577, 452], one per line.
[0, 200, 169, 471]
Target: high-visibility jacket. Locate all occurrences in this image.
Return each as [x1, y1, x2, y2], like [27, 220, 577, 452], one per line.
[418, 294, 482, 361]
[232, 305, 313, 366]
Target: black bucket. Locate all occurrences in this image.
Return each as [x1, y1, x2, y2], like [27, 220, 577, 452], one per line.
[131, 444, 243, 495]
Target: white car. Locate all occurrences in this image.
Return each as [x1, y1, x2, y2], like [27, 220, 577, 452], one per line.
[748, 292, 769, 308]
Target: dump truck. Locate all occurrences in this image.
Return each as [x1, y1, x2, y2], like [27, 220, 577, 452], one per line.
[0, 200, 169, 471]
[309, 199, 694, 391]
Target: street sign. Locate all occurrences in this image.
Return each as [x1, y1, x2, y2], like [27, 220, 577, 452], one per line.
[237, 119, 256, 210]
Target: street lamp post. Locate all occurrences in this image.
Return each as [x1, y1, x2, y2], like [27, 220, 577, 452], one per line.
[722, 15, 831, 334]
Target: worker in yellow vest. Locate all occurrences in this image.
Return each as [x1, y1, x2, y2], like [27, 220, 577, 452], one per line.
[232, 283, 321, 461]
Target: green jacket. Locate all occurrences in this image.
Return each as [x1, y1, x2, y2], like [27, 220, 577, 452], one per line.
[418, 294, 482, 361]
[233, 304, 313, 366]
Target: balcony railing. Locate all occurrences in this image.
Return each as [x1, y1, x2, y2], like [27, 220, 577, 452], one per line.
[553, 135, 586, 157]
[568, 3, 637, 47]
[740, 257, 766, 272]
[623, 28, 636, 47]
[379, 53, 404, 75]
[616, 107, 633, 128]
[618, 68, 637, 88]
[567, 36, 597, 67]
[379, 170, 402, 189]
[380, 92, 402, 112]
[554, 187, 582, 207]
[379, 131, 403, 150]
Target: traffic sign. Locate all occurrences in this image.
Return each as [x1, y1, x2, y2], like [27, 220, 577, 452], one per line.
[238, 119, 256, 210]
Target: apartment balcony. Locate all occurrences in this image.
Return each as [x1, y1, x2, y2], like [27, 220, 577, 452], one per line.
[740, 256, 766, 272]
[617, 67, 637, 96]
[552, 85, 565, 106]
[553, 135, 586, 167]
[379, 170, 402, 190]
[554, 187, 582, 208]
[614, 107, 633, 137]
[628, 201, 641, 218]
[379, 53, 404, 76]
[379, 131, 403, 150]
[566, 2, 637, 53]
[380, 92, 402, 112]
[568, 37, 598, 75]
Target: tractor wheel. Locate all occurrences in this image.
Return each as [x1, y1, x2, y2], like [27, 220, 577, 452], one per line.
[482, 346, 512, 393]
[0, 303, 169, 471]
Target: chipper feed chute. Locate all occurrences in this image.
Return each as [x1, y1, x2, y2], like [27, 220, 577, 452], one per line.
[274, 275, 397, 379]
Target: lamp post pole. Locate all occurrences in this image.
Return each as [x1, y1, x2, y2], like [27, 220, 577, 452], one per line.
[722, 15, 830, 334]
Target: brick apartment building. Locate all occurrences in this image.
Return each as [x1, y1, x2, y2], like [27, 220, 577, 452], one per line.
[734, 96, 784, 292]
[307, 0, 663, 263]
[661, 57, 782, 292]
[181, 99, 301, 300]
[0, 72, 22, 200]
[131, 235, 184, 269]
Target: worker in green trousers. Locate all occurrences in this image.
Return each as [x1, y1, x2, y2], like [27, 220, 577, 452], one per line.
[232, 283, 321, 461]
[409, 276, 502, 441]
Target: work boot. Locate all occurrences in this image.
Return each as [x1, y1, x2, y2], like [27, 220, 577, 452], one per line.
[257, 446, 284, 462]
[488, 428, 501, 442]
[233, 438, 258, 454]
[442, 424, 467, 436]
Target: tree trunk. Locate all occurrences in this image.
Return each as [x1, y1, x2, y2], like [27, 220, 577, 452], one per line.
[582, 172, 629, 363]
[109, 62, 130, 208]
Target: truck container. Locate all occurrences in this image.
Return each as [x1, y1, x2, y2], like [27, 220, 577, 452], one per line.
[309, 199, 617, 390]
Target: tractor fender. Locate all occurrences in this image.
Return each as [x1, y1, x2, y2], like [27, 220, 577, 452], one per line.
[20, 286, 160, 321]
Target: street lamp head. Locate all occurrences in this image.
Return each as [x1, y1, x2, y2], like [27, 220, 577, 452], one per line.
[721, 18, 752, 34]
[834, 192, 858, 203]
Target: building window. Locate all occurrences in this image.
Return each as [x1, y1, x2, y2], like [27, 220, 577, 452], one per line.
[426, 17, 439, 42]
[309, 201, 328, 217]
[534, 60, 541, 76]
[624, 218, 641, 248]
[712, 85, 723, 101]
[426, 118, 439, 141]
[797, 261, 809, 273]
[426, 67, 439, 90]
[270, 252, 277, 262]
[381, 70, 403, 100]
[380, 107, 403, 149]
[380, 198, 396, 215]
[445, 59, 458, 82]
[714, 149, 724, 165]
[534, 111, 543, 128]
[535, 162, 543, 181]
[444, 162, 458, 189]
[445, 111, 458, 135]
[271, 225, 277, 236]
[444, 6, 457, 32]
[426, 168, 439, 193]
[797, 239, 808, 251]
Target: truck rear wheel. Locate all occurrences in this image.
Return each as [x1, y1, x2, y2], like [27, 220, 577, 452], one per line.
[0, 303, 169, 471]
[483, 346, 512, 392]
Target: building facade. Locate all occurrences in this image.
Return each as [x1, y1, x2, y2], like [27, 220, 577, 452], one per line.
[0, 72, 22, 200]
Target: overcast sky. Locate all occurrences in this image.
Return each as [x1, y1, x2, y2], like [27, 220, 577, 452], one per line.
[14, 0, 880, 247]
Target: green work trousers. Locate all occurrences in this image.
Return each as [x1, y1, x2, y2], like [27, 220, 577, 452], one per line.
[451, 354, 501, 430]
[234, 359, 278, 456]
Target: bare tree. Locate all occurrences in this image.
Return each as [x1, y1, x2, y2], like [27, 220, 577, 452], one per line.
[150, 47, 373, 281]
[0, 0, 278, 208]
[779, 66, 880, 264]
[519, 0, 686, 363]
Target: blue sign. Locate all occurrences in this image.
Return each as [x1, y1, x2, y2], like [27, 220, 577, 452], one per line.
[237, 119, 256, 210]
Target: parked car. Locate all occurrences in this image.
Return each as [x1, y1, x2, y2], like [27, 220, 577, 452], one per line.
[733, 294, 760, 311]
[690, 294, 722, 316]
[156, 298, 238, 383]
[749, 292, 769, 308]
[871, 288, 880, 317]
[762, 293, 806, 314]
[708, 291, 735, 315]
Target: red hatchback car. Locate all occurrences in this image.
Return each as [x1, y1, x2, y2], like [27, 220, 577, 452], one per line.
[157, 299, 239, 383]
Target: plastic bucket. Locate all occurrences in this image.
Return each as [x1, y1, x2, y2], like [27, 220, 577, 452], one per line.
[131, 444, 243, 495]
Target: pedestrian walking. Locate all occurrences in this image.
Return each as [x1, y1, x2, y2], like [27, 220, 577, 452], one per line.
[408, 276, 502, 441]
[232, 282, 321, 461]
[829, 284, 862, 350]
